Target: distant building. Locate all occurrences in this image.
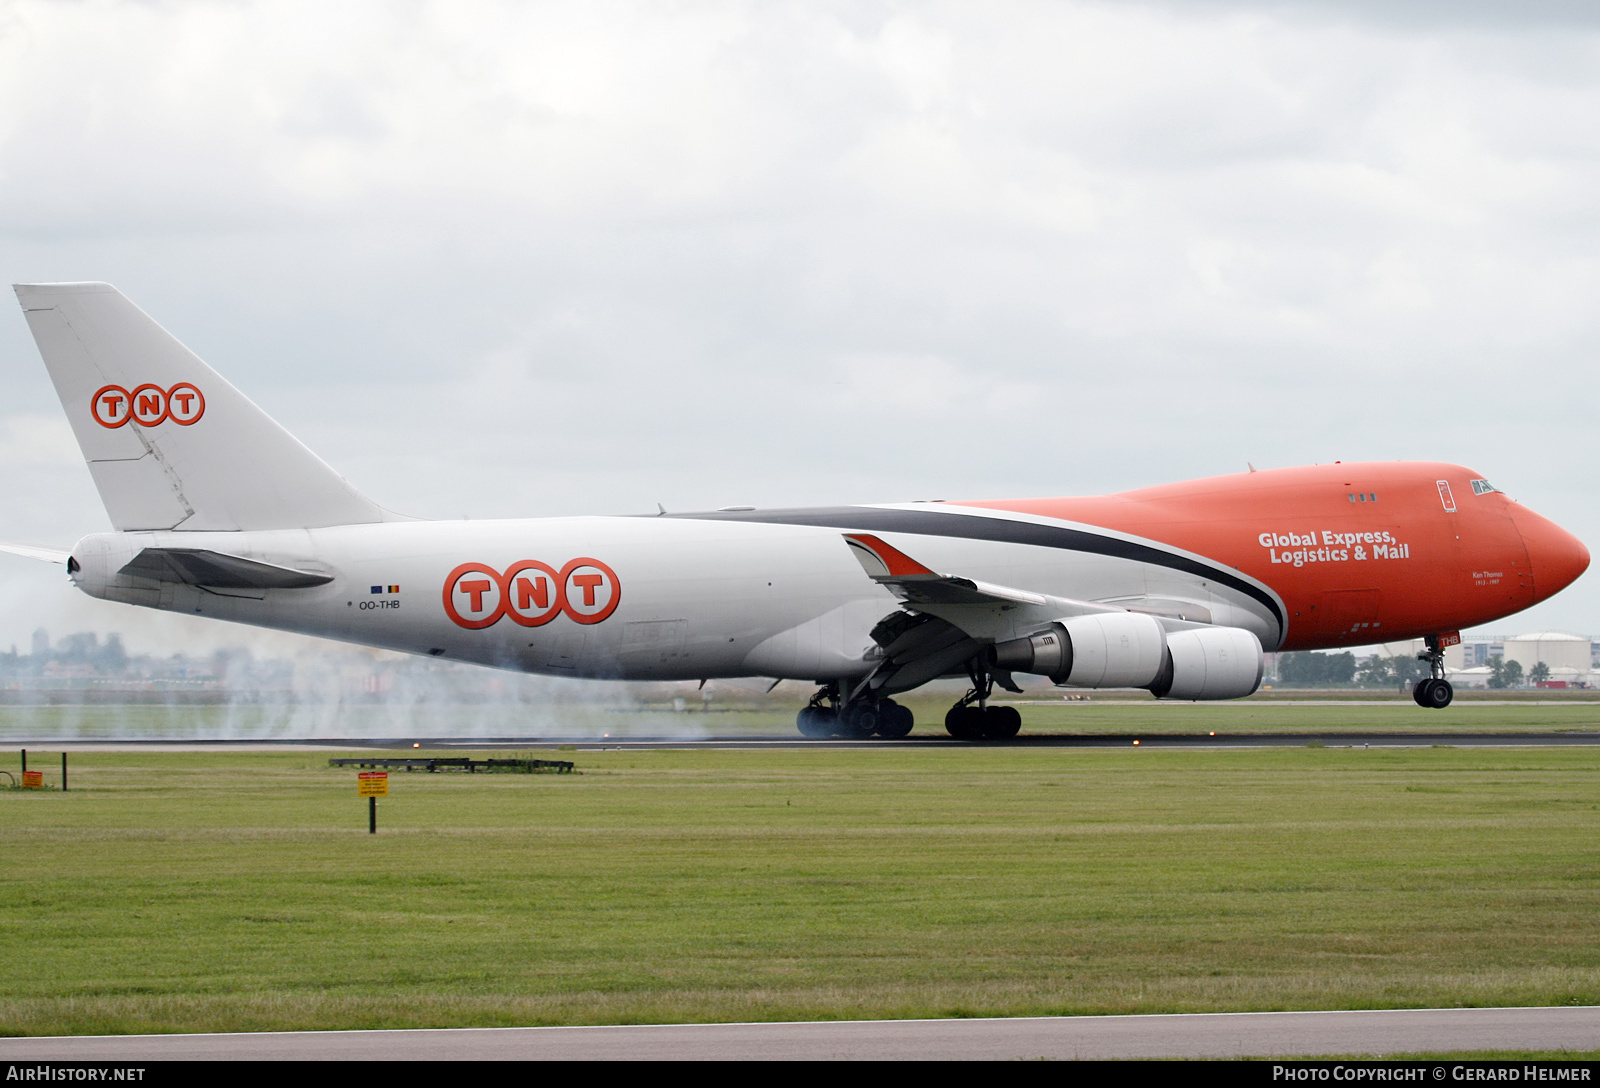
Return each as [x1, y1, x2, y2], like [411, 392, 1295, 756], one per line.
[1450, 666, 1495, 688]
[1503, 632, 1591, 686]
[1444, 631, 1592, 688]
[1367, 633, 1594, 688]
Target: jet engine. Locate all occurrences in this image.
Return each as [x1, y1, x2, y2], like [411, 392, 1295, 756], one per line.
[989, 612, 1167, 688]
[1147, 626, 1264, 701]
[990, 615, 1263, 700]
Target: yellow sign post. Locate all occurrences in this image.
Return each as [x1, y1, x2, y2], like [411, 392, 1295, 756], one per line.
[358, 772, 387, 833]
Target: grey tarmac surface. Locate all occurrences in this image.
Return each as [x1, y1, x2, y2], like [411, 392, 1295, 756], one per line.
[13, 732, 1600, 751]
[2, 1007, 1598, 1060]
[442, 732, 1600, 751]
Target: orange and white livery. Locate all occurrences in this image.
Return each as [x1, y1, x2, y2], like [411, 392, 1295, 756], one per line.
[3, 283, 1589, 739]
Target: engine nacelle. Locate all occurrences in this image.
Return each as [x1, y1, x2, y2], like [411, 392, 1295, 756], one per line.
[989, 627, 1069, 677]
[990, 612, 1167, 688]
[1149, 626, 1264, 700]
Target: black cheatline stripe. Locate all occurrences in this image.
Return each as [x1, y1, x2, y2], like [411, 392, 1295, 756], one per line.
[667, 506, 1284, 635]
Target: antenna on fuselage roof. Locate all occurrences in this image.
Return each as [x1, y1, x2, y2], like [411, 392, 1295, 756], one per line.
[1248, 463, 1257, 472]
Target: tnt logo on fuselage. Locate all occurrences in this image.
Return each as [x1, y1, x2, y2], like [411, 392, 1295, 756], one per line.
[91, 383, 205, 428]
[443, 559, 620, 630]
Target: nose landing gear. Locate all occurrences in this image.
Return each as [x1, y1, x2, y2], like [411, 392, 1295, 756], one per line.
[1413, 635, 1454, 709]
[1414, 678, 1454, 708]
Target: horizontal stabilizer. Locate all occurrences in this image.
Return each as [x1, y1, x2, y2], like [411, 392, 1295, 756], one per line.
[119, 548, 332, 589]
[0, 542, 71, 565]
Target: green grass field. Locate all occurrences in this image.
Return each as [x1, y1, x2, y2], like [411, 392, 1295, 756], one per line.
[985, 695, 1600, 735]
[3, 732, 1600, 1037]
[2, 688, 1598, 741]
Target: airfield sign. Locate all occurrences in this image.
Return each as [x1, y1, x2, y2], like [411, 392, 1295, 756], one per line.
[358, 772, 387, 834]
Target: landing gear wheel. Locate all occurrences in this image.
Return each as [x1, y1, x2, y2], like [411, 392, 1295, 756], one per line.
[944, 705, 985, 740]
[1413, 635, 1454, 710]
[796, 706, 835, 738]
[981, 705, 1022, 739]
[1414, 678, 1453, 709]
[876, 700, 914, 739]
[838, 702, 880, 739]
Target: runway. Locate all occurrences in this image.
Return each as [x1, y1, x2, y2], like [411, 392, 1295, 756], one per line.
[17, 731, 1600, 752]
[424, 731, 1600, 751]
[2, 1006, 1597, 1060]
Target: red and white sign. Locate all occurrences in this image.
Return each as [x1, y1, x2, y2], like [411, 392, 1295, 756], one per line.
[502, 560, 563, 627]
[442, 562, 504, 629]
[167, 383, 205, 424]
[562, 560, 618, 623]
[443, 558, 620, 629]
[90, 383, 206, 428]
[129, 384, 167, 426]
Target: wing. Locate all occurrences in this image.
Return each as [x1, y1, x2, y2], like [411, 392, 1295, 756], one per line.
[843, 532, 1136, 634]
[843, 532, 1218, 698]
[844, 532, 1212, 626]
[844, 532, 1114, 697]
[843, 533, 1047, 607]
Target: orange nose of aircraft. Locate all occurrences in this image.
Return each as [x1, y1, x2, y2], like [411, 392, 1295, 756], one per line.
[1510, 504, 1590, 605]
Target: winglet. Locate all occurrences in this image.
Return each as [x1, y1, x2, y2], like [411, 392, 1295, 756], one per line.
[842, 533, 1050, 608]
[844, 534, 938, 579]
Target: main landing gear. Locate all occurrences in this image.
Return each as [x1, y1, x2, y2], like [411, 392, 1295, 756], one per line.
[943, 661, 1022, 740]
[1413, 635, 1454, 709]
[796, 683, 915, 740]
[795, 660, 1028, 742]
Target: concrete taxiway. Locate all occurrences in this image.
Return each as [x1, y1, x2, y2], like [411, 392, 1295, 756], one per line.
[12, 731, 1600, 752]
[2, 1006, 1597, 1061]
[428, 731, 1600, 751]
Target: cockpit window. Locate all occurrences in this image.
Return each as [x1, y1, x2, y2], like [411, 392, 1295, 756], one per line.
[1471, 479, 1498, 496]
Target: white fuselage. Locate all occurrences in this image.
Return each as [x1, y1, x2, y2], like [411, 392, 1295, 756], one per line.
[65, 507, 1277, 682]
[18, 285, 1591, 719]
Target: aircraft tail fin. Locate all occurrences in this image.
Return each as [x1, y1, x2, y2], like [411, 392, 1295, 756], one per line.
[14, 282, 390, 531]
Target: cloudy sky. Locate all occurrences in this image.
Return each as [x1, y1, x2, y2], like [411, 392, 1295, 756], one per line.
[0, 0, 1596, 656]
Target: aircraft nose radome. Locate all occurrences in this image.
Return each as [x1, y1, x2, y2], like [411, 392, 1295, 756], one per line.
[1512, 505, 1590, 604]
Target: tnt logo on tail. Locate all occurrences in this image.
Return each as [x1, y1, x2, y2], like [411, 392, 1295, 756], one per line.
[91, 383, 205, 428]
